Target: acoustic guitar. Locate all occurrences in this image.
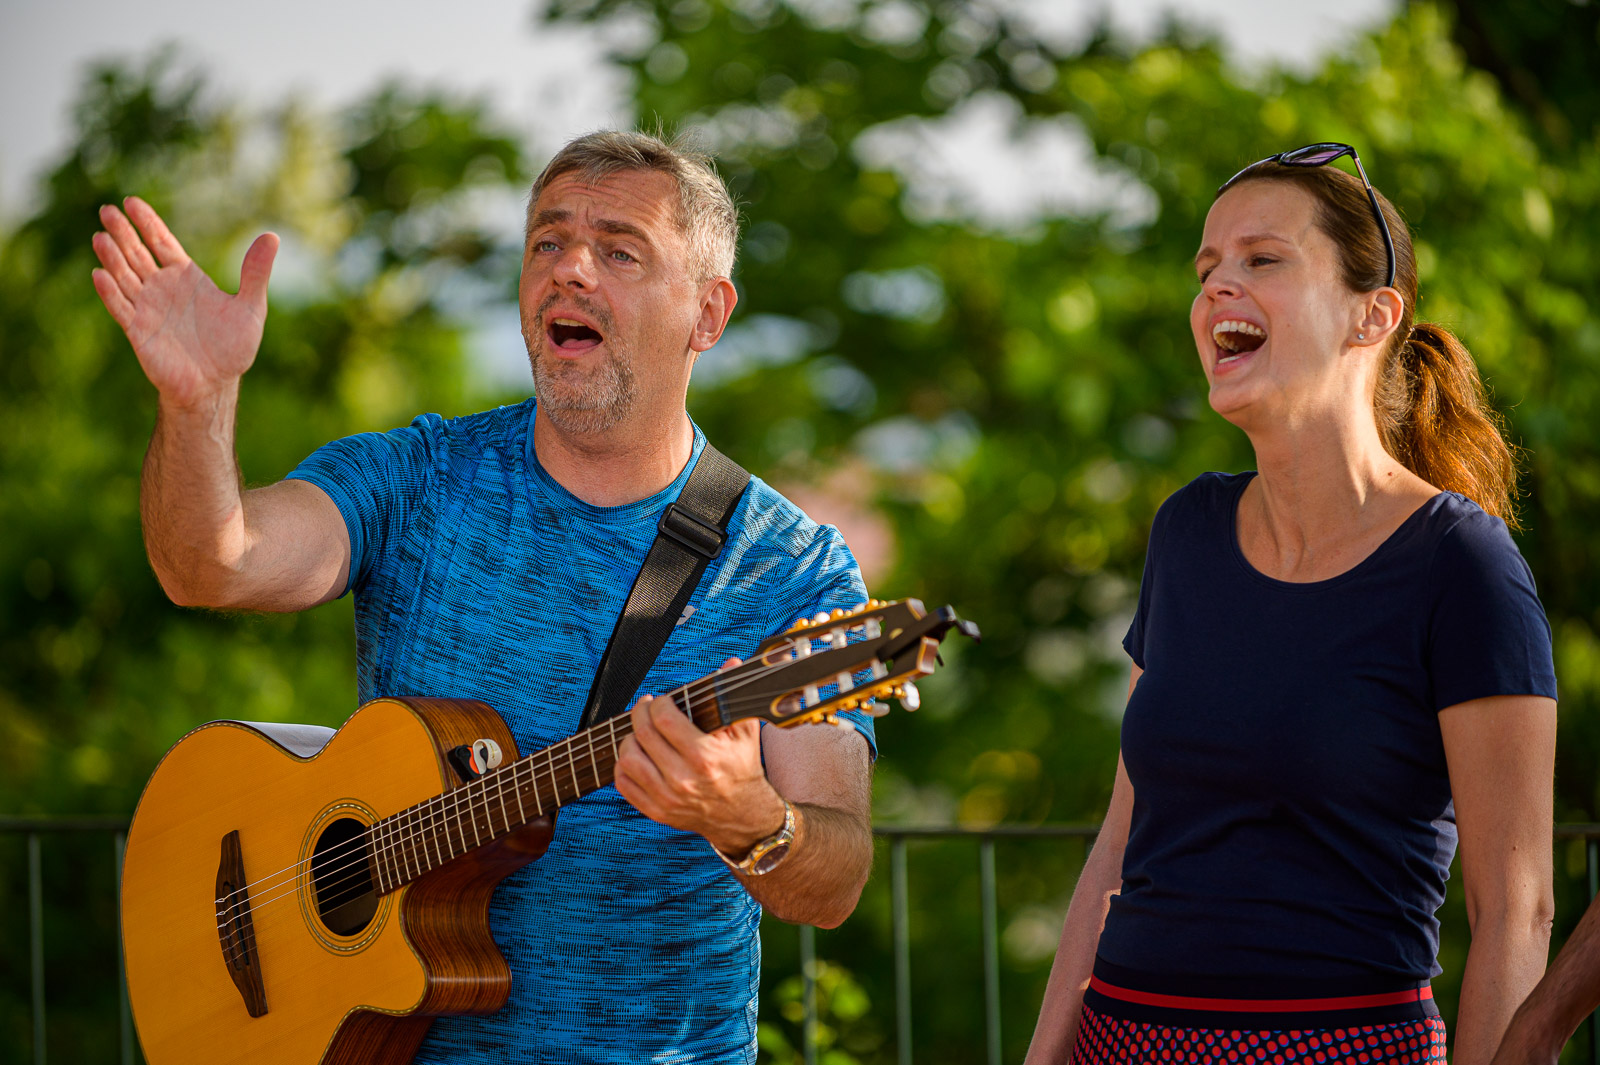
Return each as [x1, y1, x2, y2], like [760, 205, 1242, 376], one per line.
[120, 598, 978, 1064]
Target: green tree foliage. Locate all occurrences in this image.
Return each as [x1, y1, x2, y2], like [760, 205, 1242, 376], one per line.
[533, 2, 1600, 1061]
[0, 54, 525, 1059]
[5, 1, 1600, 1061]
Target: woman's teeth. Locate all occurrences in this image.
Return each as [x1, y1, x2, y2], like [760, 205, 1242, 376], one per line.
[1212, 320, 1266, 357]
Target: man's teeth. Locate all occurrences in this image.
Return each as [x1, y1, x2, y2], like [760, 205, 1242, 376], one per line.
[553, 318, 585, 327]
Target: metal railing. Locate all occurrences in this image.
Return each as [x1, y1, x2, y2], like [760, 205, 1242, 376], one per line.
[6, 817, 1599, 1065]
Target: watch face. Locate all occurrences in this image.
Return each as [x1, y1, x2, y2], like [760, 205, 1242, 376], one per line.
[750, 842, 791, 876]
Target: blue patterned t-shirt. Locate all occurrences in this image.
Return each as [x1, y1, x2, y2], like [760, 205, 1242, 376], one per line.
[286, 398, 875, 1064]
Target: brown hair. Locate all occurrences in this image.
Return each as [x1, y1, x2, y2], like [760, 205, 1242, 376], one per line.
[525, 128, 739, 283]
[1219, 162, 1519, 525]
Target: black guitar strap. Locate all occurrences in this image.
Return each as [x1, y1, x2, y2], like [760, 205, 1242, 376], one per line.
[576, 442, 752, 730]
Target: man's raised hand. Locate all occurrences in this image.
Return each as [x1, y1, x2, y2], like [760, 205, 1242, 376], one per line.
[91, 197, 279, 409]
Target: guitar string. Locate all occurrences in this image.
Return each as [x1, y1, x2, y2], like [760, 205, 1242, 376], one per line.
[239, 635, 893, 934]
[214, 672, 891, 969]
[208, 629, 830, 915]
[214, 635, 889, 953]
[209, 627, 847, 921]
[214, 608, 888, 917]
[210, 623, 890, 943]
[212, 668, 871, 949]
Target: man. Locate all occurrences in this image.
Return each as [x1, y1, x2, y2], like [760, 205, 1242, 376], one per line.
[1491, 898, 1600, 1064]
[90, 130, 876, 1064]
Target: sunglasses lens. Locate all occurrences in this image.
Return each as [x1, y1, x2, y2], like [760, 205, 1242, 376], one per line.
[1283, 146, 1349, 166]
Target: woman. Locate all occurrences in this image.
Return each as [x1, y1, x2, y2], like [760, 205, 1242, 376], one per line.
[1025, 145, 1558, 1065]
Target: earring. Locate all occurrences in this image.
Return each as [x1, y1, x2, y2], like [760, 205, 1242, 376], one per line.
[1358, 332, 1366, 340]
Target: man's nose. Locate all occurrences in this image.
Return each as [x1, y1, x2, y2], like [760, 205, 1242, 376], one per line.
[552, 244, 597, 288]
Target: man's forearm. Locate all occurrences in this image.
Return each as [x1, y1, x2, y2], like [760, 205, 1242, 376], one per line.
[141, 383, 250, 605]
[1493, 897, 1600, 1065]
[1455, 916, 1553, 1065]
[732, 801, 872, 929]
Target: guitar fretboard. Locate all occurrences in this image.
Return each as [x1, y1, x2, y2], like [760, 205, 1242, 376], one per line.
[363, 682, 721, 893]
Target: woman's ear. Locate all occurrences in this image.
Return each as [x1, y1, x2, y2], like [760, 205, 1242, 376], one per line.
[1353, 288, 1405, 348]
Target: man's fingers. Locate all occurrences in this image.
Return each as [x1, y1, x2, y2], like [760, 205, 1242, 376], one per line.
[124, 196, 192, 269]
[237, 232, 279, 309]
[91, 269, 135, 329]
[91, 231, 143, 301]
[614, 736, 668, 811]
[99, 205, 158, 280]
[632, 696, 694, 770]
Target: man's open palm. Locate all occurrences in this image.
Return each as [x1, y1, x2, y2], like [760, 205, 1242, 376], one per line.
[91, 197, 279, 408]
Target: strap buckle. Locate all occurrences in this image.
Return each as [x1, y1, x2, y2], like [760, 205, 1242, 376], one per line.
[657, 502, 726, 560]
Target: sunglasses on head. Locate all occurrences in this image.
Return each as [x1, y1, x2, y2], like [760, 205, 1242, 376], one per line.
[1222, 142, 1396, 289]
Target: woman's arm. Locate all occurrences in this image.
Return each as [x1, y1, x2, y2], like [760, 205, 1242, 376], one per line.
[1025, 666, 1141, 1065]
[1441, 693, 1558, 1065]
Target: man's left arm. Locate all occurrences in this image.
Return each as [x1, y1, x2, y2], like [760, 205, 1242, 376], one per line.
[614, 672, 874, 928]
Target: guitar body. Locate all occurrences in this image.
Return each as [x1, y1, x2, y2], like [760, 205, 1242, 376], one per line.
[120, 697, 554, 1065]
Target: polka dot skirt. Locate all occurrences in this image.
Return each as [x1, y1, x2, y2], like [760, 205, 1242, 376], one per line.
[1073, 1002, 1448, 1065]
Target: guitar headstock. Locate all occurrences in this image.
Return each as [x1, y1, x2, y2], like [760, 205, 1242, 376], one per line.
[706, 599, 980, 731]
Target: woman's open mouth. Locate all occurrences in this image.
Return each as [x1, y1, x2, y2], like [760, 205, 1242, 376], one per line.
[1212, 320, 1266, 366]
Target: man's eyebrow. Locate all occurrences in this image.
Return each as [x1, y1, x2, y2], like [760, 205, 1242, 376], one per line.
[528, 207, 572, 230]
[526, 209, 655, 249]
[596, 218, 654, 245]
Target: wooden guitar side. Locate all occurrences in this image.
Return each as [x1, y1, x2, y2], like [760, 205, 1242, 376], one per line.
[121, 697, 552, 1065]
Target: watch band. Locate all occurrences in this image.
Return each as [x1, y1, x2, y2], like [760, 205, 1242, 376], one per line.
[715, 800, 795, 876]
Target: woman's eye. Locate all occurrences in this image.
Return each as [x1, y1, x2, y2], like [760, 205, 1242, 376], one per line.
[1249, 255, 1276, 267]
[1197, 267, 1213, 284]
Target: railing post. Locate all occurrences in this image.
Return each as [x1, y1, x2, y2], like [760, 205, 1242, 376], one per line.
[30, 832, 46, 1065]
[893, 835, 911, 1065]
[980, 837, 1001, 1065]
[1588, 836, 1598, 1065]
[116, 831, 134, 1065]
[800, 922, 817, 1065]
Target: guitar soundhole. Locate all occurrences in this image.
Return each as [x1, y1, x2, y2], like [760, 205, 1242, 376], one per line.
[312, 817, 379, 936]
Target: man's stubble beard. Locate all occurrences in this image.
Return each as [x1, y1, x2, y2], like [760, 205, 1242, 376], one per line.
[524, 294, 638, 436]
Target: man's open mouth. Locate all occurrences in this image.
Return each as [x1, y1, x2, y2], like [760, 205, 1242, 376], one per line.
[1212, 320, 1266, 364]
[548, 317, 604, 352]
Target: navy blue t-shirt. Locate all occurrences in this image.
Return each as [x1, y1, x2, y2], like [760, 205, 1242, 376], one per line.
[1099, 472, 1556, 982]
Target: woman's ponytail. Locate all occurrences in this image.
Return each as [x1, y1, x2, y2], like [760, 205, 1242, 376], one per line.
[1374, 322, 1518, 526]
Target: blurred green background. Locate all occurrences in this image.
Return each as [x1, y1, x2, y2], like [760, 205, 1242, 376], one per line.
[4, 0, 1600, 1061]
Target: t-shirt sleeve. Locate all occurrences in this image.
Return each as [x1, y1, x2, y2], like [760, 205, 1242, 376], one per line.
[283, 415, 440, 595]
[1427, 508, 1557, 711]
[769, 523, 878, 759]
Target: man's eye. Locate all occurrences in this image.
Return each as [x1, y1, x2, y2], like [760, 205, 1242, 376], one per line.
[611, 249, 636, 263]
[535, 240, 558, 252]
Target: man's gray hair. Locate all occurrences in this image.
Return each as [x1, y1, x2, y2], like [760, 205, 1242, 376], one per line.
[525, 128, 739, 282]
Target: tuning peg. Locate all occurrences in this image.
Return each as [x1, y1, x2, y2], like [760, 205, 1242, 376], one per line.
[900, 681, 921, 711]
[864, 699, 890, 718]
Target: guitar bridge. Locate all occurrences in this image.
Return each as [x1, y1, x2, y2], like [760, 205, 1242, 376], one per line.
[215, 829, 268, 1018]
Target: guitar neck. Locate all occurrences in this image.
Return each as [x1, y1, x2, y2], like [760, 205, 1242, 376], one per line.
[365, 675, 728, 894]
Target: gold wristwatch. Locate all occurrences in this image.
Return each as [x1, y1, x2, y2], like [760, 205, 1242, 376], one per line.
[715, 800, 795, 876]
